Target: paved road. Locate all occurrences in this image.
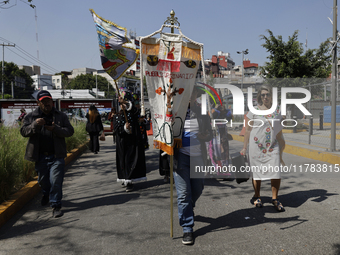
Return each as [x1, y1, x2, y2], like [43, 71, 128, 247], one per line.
[0, 136, 339, 255]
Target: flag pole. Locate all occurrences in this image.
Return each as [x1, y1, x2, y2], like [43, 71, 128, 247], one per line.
[113, 79, 129, 123]
[164, 9, 180, 238]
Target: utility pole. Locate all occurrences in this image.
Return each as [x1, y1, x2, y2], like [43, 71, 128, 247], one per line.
[236, 49, 249, 91]
[11, 81, 14, 98]
[1, 43, 15, 99]
[34, 7, 40, 60]
[331, 0, 337, 151]
[96, 74, 98, 98]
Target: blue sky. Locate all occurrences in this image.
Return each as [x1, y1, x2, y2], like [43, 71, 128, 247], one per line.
[0, 0, 336, 74]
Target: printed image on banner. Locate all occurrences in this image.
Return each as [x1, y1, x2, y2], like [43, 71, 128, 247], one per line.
[142, 33, 201, 155]
[90, 9, 138, 81]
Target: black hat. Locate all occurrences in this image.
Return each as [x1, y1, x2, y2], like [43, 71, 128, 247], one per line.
[37, 90, 52, 101]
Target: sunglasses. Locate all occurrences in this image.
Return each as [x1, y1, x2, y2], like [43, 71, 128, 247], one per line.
[261, 93, 271, 98]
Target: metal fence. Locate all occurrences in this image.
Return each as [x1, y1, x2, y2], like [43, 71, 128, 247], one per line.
[195, 77, 340, 151]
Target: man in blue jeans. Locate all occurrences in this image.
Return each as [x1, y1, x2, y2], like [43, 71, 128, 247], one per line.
[174, 87, 213, 245]
[21, 90, 74, 218]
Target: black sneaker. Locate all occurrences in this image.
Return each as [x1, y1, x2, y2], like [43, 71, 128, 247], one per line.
[41, 194, 49, 206]
[125, 183, 133, 192]
[52, 207, 64, 218]
[182, 232, 194, 245]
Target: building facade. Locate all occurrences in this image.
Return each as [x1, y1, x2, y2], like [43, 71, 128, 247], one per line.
[202, 51, 236, 78]
[31, 74, 53, 90]
[52, 75, 62, 89]
[243, 59, 259, 77]
[18, 65, 41, 76]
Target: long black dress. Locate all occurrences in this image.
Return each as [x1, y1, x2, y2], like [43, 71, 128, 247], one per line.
[86, 113, 103, 153]
[114, 106, 146, 184]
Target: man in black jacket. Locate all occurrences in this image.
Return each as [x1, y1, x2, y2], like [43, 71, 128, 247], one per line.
[20, 90, 74, 218]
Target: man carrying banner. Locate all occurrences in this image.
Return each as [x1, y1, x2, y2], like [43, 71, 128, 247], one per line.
[140, 18, 208, 242]
[173, 86, 212, 245]
[90, 10, 143, 192]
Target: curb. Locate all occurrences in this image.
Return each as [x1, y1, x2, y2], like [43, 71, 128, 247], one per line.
[0, 141, 89, 229]
[230, 134, 340, 165]
[282, 129, 308, 133]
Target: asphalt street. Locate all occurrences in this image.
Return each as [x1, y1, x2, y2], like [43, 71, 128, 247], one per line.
[0, 136, 339, 255]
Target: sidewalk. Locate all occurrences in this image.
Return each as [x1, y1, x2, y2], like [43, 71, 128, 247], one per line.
[0, 142, 89, 229]
[229, 126, 340, 165]
[0, 136, 339, 254]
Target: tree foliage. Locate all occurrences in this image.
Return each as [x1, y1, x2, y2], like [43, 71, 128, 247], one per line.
[260, 30, 332, 99]
[0, 61, 34, 99]
[260, 29, 332, 79]
[68, 73, 116, 98]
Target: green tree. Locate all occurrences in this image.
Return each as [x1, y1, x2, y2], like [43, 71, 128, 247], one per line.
[0, 61, 34, 99]
[68, 73, 113, 98]
[260, 30, 332, 99]
[260, 30, 331, 79]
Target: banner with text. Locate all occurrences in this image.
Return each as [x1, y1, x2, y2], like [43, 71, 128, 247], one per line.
[142, 33, 200, 155]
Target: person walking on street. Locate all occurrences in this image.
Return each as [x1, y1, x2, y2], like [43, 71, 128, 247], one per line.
[114, 89, 146, 192]
[20, 90, 74, 218]
[86, 105, 104, 154]
[240, 84, 286, 212]
[17, 108, 27, 125]
[174, 86, 213, 245]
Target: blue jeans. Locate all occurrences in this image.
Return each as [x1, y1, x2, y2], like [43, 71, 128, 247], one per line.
[35, 154, 65, 208]
[174, 152, 204, 233]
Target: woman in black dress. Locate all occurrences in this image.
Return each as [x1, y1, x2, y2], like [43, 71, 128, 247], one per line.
[114, 89, 146, 192]
[86, 105, 104, 154]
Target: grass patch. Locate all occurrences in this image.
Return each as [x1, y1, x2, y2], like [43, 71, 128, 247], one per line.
[0, 120, 87, 203]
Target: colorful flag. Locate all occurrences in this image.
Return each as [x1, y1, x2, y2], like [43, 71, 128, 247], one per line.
[142, 33, 201, 155]
[90, 9, 138, 81]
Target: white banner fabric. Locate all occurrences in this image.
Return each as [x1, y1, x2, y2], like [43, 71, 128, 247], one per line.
[142, 33, 201, 155]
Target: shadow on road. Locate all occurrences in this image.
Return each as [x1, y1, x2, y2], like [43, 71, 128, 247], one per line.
[194, 188, 337, 238]
[0, 191, 139, 241]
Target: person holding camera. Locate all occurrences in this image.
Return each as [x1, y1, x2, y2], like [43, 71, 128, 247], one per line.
[20, 90, 74, 218]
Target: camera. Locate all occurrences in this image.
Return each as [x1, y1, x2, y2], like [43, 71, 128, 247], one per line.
[43, 117, 53, 126]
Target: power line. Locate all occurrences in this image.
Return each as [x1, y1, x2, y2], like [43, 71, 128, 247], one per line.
[0, 0, 17, 9]
[14, 46, 58, 73]
[0, 0, 35, 9]
[0, 37, 60, 73]
[6, 47, 58, 74]
[19, 0, 35, 8]
[0, 37, 59, 72]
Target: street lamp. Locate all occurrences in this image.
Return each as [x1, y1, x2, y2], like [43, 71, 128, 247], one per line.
[237, 49, 248, 91]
